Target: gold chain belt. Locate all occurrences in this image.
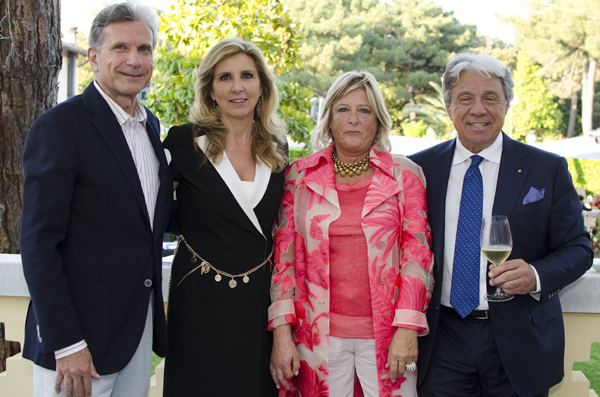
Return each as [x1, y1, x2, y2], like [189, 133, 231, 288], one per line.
[173, 235, 273, 289]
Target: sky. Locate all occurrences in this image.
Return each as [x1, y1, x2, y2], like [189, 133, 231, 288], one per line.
[434, 0, 529, 44]
[60, 0, 529, 47]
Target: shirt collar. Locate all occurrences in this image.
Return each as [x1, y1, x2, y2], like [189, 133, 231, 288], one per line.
[93, 81, 147, 127]
[453, 132, 503, 166]
[297, 145, 394, 178]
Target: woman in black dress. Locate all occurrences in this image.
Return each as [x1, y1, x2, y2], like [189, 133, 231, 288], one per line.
[162, 38, 287, 396]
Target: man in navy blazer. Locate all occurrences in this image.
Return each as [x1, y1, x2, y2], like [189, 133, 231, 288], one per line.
[20, 3, 171, 397]
[410, 53, 592, 397]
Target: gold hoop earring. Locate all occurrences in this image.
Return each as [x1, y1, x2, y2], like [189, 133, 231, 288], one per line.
[256, 97, 263, 118]
[210, 100, 220, 118]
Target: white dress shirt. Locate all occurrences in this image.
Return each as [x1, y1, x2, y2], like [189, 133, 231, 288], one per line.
[55, 82, 160, 359]
[441, 133, 541, 312]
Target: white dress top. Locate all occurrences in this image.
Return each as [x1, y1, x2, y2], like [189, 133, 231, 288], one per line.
[196, 135, 270, 238]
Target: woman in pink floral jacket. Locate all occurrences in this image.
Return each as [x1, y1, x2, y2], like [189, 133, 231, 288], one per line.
[269, 71, 434, 397]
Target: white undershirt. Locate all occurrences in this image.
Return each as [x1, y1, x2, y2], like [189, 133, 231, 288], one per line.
[240, 180, 255, 202]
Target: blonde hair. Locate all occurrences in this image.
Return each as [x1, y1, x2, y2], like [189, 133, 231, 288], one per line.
[189, 38, 287, 172]
[311, 70, 392, 152]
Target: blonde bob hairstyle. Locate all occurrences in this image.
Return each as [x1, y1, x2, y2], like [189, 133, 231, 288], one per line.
[189, 38, 287, 172]
[311, 70, 392, 152]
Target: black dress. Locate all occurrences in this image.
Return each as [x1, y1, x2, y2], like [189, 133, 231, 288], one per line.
[162, 124, 284, 396]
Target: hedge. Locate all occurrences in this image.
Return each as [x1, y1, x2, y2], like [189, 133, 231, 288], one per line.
[289, 149, 600, 196]
[567, 158, 600, 196]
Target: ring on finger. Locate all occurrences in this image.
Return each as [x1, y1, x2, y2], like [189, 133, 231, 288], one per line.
[405, 361, 416, 372]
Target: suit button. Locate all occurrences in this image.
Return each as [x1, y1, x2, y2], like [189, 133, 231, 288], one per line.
[377, 241, 386, 250]
[383, 311, 391, 319]
[380, 277, 387, 285]
[144, 279, 153, 288]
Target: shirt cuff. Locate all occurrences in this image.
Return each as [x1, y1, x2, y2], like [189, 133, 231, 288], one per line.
[529, 264, 542, 301]
[55, 340, 87, 359]
[392, 309, 429, 335]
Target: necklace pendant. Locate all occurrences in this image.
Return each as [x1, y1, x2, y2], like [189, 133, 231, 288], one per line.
[229, 278, 237, 288]
[355, 169, 362, 175]
[363, 164, 369, 171]
[243, 275, 250, 283]
[190, 257, 197, 264]
[340, 170, 346, 177]
[334, 166, 339, 174]
[348, 170, 354, 177]
[215, 274, 222, 282]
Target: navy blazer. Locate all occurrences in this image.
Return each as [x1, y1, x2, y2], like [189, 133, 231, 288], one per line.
[20, 83, 172, 374]
[410, 133, 592, 396]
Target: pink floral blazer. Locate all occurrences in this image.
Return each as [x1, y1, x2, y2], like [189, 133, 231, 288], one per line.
[269, 146, 434, 396]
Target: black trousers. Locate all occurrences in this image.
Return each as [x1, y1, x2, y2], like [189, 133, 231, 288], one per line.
[418, 306, 549, 397]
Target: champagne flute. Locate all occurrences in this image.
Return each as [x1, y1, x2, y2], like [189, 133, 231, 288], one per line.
[481, 215, 514, 302]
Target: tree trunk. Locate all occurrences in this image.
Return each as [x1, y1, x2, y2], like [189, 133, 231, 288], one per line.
[0, 322, 21, 373]
[0, 0, 61, 253]
[581, 54, 597, 134]
[567, 83, 580, 138]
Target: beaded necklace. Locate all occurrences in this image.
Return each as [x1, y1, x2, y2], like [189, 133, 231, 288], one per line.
[332, 150, 370, 177]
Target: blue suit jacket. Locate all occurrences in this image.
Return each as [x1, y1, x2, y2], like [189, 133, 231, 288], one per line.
[20, 83, 172, 374]
[410, 133, 592, 396]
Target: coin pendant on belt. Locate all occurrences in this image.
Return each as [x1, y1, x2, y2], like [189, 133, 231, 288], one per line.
[190, 257, 197, 264]
[214, 274, 222, 282]
[243, 276, 250, 283]
[229, 279, 237, 288]
[201, 263, 209, 274]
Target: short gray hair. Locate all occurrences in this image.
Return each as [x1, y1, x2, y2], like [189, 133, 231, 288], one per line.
[311, 70, 392, 152]
[89, 1, 159, 51]
[443, 53, 514, 107]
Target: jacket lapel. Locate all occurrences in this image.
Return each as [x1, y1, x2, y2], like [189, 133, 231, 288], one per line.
[362, 149, 400, 218]
[427, 140, 455, 278]
[299, 146, 340, 211]
[83, 84, 151, 228]
[493, 133, 529, 218]
[194, 135, 271, 237]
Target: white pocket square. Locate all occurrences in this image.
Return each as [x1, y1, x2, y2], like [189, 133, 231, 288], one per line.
[164, 148, 172, 165]
[523, 186, 545, 205]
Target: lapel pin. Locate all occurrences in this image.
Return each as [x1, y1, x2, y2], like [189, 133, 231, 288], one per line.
[518, 169, 522, 173]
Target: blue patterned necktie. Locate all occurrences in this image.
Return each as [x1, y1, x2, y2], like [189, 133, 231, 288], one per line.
[451, 155, 484, 318]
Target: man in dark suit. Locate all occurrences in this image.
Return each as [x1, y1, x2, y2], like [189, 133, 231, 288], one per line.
[410, 53, 592, 397]
[20, 3, 171, 397]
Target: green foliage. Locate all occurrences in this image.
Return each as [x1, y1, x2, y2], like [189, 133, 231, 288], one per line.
[401, 79, 453, 138]
[471, 36, 518, 71]
[289, 147, 311, 163]
[147, 0, 313, 146]
[512, 52, 563, 141]
[76, 33, 94, 94]
[278, 80, 315, 148]
[507, 0, 600, 135]
[280, 0, 476, 132]
[567, 158, 600, 195]
[573, 342, 600, 395]
[400, 119, 429, 138]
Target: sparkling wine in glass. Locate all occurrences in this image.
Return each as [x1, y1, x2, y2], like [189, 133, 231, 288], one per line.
[481, 215, 514, 302]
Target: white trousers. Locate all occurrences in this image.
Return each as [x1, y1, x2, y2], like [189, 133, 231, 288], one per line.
[33, 295, 154, 397]
[328, 336, 379, 397]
